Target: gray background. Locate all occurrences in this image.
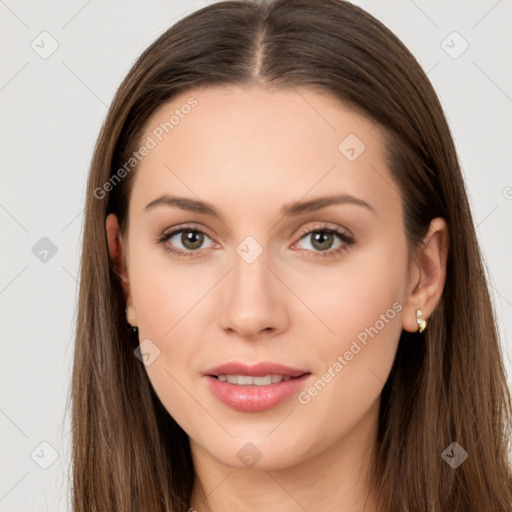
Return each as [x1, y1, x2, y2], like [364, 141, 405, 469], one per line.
[1, 0, 511, 510]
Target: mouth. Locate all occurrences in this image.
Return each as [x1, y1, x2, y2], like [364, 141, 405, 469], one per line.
[203, 362, 312, 412]
[211, 374, 297, 385]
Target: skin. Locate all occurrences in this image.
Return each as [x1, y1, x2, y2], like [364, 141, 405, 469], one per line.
[106, 85, 448, 512]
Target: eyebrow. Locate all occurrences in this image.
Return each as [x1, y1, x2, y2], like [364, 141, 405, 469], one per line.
[144, 193, 376, 219]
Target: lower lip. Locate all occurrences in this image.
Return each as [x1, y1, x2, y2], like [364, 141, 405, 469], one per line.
[205, 374, 310, 412]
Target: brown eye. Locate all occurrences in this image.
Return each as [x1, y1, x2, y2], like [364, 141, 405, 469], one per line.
[181, 230, 204, 250]
[158, 227, 216, 255]
[294, 226, 355, 258]
[310, 231, 334, 251]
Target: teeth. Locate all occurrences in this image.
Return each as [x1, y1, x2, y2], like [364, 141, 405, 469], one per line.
[253, 376, 272, 385]
[216, 374, 293, 386]
[238, 375, 253, 385]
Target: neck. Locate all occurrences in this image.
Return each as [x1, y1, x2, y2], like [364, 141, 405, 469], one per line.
[189, 397, 383, 512]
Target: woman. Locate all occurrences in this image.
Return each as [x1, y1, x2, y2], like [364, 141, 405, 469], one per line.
[70, 0, 512, 510]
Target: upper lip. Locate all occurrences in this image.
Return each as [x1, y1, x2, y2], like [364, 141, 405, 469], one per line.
[204, 362, 310, 378]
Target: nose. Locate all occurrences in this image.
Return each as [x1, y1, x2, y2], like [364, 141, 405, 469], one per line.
[219, 249, 289, 340]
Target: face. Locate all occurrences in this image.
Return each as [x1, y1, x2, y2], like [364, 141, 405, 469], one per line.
[113, 85, 414, 471]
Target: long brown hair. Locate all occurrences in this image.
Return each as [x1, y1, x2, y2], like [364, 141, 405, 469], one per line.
[69, 1, 512, 510]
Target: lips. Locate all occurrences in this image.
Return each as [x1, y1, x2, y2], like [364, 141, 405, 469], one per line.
[204, 362, 311, 412]
[205, 362, 308, 378]
[217, 374, 291, 385]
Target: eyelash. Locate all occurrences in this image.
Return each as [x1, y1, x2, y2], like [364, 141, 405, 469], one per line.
[156, 223, 355, 259]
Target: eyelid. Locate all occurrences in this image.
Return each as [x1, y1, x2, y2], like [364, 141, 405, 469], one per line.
[158, 223, 218, 244]
[157, 221, 354, 257]
[293, 221, 353, 241]
[289, 223, 355, 258]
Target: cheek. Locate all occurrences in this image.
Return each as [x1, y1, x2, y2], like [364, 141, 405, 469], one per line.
[128, 240, 215, 338]
[291, 235, 407, 411]
[127, 243, 218, 403]
[127, 245, 210, 433]
[290, 233, 407, 353]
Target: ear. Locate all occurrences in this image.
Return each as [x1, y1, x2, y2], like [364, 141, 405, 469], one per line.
[402, 217, 449, 333]
[106, 213, 137, 327]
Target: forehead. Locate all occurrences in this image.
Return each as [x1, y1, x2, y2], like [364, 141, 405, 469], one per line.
[129, 85, 400, 220]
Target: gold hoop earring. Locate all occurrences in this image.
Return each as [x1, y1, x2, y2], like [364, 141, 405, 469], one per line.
[126, 310, 138, 334]
[127, 322, 139, 334]
[416, 309, 427, 333]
